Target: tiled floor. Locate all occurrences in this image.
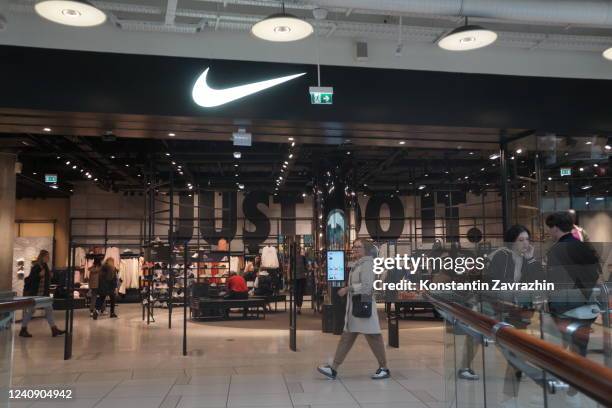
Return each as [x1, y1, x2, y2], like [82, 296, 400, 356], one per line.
[5, 303, 446, 408]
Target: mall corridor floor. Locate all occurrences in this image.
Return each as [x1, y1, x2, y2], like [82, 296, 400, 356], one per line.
[8, 305, 446, 408]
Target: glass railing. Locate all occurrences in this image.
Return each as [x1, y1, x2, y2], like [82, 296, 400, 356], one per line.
[0, 296, 52, 405]
[429, 286, 612, 408]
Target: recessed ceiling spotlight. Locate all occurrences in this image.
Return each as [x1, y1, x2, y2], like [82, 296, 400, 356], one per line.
[291, 142, 295, 147]
[548, 176, 552, 181]
[168, 132, 176, 137]
[233, 152, 242, 159]
[596, 197, 605, 201]
[480, 167, 485, 171]
[581, 185, 592, 190]
[65, 161, 70, 165]
[399, 141, 406, 145]
[603, 47, 612, 60]
[288, 137, 294, 141]
[302, 192, 307, 197]
[580, 167, 584, 172]
[346, 151, 351, 155]
[165, 153, 170, 157]
[125, 164, 129, 167]
[43, 127, 52, 132]
[594, 163, 599, 167]
[605, 144, 611, 150]
[585, 141, 592, 145]
[110, 155, 115, 159]
[469, 151, 474, 155]
[489, 154, 500, 160]
[515, 148, 523, 154]
[94, 178, 98, 181]
[418, 185, 426, 190]
[35, 0, 106, 27]
[438, 19, 497, 51]
[72, 165, 77, 169]
[288, 154, 293, 159]
[50, 185, 58, 189]
[238, 184, 245, 190]
[251, 4, 313, 42]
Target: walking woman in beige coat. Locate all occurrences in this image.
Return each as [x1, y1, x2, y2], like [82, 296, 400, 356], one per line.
[318, 239, 389, 380]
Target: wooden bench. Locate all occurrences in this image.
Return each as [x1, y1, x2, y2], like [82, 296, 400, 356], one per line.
[190, 297, 267, 320]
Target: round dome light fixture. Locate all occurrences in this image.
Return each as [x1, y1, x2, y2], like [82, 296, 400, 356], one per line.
[35, 0, 106, 27]
[251, 13, 313, 42]
[602, 47, 612, 60]
[438, 24, 497, 51]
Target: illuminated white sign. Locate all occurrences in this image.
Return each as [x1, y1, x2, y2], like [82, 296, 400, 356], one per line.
[192, 68, 305, 108]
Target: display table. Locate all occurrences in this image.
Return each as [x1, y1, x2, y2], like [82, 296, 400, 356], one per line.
[251, 294, 287, 312]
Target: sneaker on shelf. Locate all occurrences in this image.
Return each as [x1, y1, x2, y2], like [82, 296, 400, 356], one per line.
[371, 368, 390, 380]
[458, 368, 479, 381]
[316, 365, 337, 380]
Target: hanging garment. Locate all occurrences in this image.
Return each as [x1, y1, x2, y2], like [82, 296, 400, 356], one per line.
[119, 257, 143, 294]
[261, 246, 279, 269]
[229, 256, 241, 273]
[104, 247, 121, 264]
[74, 247, 87, 269]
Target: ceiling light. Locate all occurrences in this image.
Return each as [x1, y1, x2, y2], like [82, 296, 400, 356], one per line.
[399, 141, 406, 145]
[50, 185, 58, 189]
[548, 176, 552, 181]
[596, 197, 605, 201]
[288, 137, 294, 141]
[480, 167, 485, 171]
[284, 161, 288, 165]
[251, 7, 313, 42]
[110, 155, 115, 159]
[65, 161, 70, 165]
[580, 167, 584, 172]
[233, 152, 242, 159]
[165, 153, 170, 157]
[72, 165, 77, 169]
[94, 178, 98, 181]
[594, 163, 599, 167]
[168, 132, 176, 137]
[35, 0, 106, 27]
[469, 151, 474, 155]
[585, 141, 592, 145]
[43, 127, 51, 132]
[234, 164, 239, 167]
[489, 154, 500, 160]
[238, 184, 245, 190]
[605, 144, 611, 150]
[515, 148, 523, 154]
[172, 161, 176, 165]
[346, 151, 351, 155]
[438, 22, 497, 51]
[302, 192, 307, 197]
[288, 154, 293, 159]
[581, 185, 592, 190]
[125, 164, 129, 167]
[603, 47, 612, 60]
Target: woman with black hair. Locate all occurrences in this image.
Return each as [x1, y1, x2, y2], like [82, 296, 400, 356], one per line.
[458, 226, 543, 396]
[20, 250, 66, 338]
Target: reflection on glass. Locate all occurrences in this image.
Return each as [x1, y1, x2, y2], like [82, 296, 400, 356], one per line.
[326, 209, 345, 250]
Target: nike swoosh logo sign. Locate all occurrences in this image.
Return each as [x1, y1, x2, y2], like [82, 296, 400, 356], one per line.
[192, 68, 306, 108]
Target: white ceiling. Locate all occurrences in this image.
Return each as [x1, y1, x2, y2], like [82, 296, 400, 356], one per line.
[3, 0, 612, 79]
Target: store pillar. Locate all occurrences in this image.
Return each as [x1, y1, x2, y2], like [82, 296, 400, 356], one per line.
[0, 151, 17, 292]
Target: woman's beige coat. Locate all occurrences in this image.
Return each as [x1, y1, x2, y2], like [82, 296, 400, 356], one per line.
[344, 256, 381, 334]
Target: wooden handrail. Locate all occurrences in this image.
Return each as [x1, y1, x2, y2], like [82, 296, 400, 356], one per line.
[0, 298, 35, 313]
[425, 293, 612, 405]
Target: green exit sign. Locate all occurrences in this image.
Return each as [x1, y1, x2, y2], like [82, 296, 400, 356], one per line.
[309, 86, 333, 105]
[560, 168, 572, 177]
[45, 174, 58, 183]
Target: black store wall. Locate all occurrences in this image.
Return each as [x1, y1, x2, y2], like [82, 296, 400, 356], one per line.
[2, 45, 612, 132]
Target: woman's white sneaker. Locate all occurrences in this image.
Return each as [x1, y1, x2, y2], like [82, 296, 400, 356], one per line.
[371, 368, 390, 379]
[317, 365, 337, 379]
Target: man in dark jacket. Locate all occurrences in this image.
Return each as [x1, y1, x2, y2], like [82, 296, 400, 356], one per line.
[545, 212, 601, 357]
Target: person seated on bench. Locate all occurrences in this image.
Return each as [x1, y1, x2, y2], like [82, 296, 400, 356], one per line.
[253, 270, 274, 297]
[225, 271, 249, 300]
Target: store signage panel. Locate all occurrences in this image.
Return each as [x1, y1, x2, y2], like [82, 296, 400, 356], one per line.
[44, 174, 58, 183]
[232, 130, 252, 146]
[326, 251, 345, 281]
[560, 167, 572, 176]
[309, 86, 333, 105]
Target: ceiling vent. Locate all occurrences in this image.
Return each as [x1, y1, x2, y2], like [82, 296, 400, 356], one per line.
[355, 40, 368, 62]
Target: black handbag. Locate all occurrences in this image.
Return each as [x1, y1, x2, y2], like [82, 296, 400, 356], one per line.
[352, 294, 372, 318]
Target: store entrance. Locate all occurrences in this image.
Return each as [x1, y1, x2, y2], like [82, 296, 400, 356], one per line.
[7, 123, 521, 372]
